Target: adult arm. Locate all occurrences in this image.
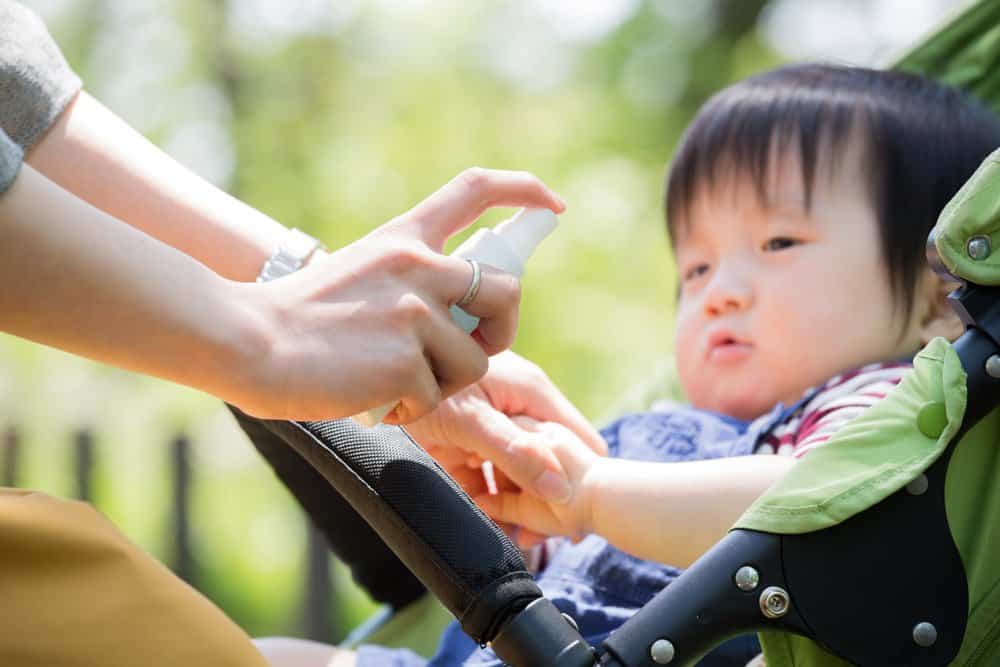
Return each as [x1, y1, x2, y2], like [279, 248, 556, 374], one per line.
[27, 91, 296, 282]
[0, 1, 282, 281]
[0, 157, 565, 421]
[0, 161, 264, 407]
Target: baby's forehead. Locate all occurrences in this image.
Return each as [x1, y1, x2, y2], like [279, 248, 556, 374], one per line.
[668, 137, 871, 244]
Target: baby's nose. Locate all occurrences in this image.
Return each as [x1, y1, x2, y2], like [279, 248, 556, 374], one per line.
[703, 275, 752, 316]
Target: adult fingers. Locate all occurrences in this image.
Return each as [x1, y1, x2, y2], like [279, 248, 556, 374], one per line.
[385, 355, 441, 424]
[449, 263, 521, 356]
[415, 306, 490, 399]
[393, 168, 566, 251]
[381, 252, 521, 357]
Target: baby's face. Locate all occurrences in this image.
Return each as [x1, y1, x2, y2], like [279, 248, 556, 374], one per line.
[672, 146, 927, 421]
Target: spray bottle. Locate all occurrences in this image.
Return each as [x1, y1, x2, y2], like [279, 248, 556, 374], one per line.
[356, 207, 558, 426]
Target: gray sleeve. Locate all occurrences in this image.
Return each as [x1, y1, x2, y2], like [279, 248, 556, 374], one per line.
[0, 127, 23, 194]
[0, 0, 82, 151]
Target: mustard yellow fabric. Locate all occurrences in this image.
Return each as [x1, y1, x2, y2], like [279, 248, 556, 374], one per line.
[0, 488, 269, 667]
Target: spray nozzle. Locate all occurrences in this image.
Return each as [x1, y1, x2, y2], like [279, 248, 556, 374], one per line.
[492, 208, 559, 265]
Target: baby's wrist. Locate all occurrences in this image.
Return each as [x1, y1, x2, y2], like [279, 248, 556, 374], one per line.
[576, 458, 606, 538]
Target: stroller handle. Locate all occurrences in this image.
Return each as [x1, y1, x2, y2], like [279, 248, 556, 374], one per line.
[229, 409, 593, 664]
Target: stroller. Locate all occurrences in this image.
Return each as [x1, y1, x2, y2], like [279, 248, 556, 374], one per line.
[234, 2, 1000, 664]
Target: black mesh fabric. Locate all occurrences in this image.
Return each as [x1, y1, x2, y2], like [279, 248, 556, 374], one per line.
[229, 406, 425, 608]
[300, 419, 531, 594]
[235, 410, 541, 643]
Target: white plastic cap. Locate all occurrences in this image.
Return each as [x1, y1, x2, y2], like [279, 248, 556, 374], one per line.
[493, 208, 558, 264]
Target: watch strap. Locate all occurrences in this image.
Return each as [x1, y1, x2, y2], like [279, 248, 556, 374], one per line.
[256, 228, 324, 283]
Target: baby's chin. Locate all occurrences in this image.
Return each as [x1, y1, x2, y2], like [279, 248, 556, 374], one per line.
[691, 391, 782, 422]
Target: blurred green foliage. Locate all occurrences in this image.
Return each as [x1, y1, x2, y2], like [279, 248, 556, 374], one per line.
[4, 0, 788, 643]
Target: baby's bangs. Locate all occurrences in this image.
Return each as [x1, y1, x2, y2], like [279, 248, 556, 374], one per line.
[665, 68, 870, 241]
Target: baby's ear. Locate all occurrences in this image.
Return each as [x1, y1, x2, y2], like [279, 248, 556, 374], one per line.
[919, 272, 964, 344]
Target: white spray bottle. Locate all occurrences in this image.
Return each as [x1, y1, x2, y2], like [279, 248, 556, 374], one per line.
[356, 207, 559, 426]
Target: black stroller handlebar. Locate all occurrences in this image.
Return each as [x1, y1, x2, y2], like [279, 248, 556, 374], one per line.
[228, 409, 593, 663]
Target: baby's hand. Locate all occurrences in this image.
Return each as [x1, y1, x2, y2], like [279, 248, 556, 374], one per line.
[475, 416, 602, 542]
[423, 443, 546, 550]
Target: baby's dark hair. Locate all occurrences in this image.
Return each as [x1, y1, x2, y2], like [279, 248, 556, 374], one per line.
[665, 64, 1000, 319]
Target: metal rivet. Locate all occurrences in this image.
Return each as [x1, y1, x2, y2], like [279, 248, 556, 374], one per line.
[650, 638, 675, 664]
[913, 622, 938, 647]
[734, 565, 760, 591]
[759, 586, 790, 619]
[968, 235, 992, 261]
[906, 474, 929, 496]
[987, 355, 1000, 379]
[561, 613, 579, 632]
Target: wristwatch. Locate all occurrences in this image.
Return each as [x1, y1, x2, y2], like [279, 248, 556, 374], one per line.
[256, 228, 324, 283]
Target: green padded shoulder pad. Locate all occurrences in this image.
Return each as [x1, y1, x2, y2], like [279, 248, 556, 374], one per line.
[934, 148, 1000, 286]
[735, 337, 966, 535]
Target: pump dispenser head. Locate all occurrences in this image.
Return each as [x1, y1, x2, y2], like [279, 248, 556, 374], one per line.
[493, 208, 558, 265]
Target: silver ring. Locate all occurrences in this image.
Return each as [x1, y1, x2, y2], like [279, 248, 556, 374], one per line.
[456, 258, 482, 308]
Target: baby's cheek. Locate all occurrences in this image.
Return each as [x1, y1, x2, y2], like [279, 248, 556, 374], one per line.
[673, 311, 700, 365]
[674, 339, 703, 402]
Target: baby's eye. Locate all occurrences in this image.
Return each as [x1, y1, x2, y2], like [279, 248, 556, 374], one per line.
[683, 263, 709, 282]
[762, 237, 800, 252]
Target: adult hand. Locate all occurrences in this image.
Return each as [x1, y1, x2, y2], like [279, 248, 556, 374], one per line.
[405, 351, 607, 504]
[228, 168, 565, 422]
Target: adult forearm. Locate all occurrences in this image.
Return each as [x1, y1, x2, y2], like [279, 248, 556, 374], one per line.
[27, 91, 288, 282]
[586, 455, 795, 567]
[0, 164, 563, 421]
[0, 163, 265, 402]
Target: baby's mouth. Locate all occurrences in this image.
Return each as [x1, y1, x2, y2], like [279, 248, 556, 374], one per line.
[707, 332, 753, 362]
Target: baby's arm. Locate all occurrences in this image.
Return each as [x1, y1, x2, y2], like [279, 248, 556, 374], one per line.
[477, 418, 793, 567]
[582, 454, 793, 567]
[479, 367, 910, 566]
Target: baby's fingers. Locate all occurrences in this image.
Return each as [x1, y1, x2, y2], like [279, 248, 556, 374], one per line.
[475, 492, 563, 538]
[516, 528, 548, 551]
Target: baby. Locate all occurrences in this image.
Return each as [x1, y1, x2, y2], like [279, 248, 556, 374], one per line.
[393, 64, 1000, 667]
